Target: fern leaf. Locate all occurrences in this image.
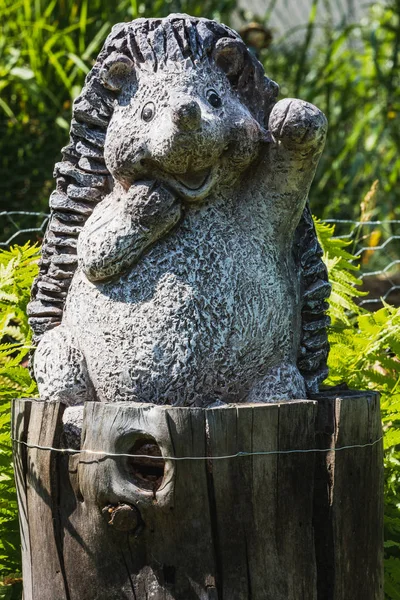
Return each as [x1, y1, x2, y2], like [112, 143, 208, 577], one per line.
[0, 243, 39, 579]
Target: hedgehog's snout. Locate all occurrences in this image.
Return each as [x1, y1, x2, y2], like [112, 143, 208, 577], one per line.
[172, 99, 201, 132]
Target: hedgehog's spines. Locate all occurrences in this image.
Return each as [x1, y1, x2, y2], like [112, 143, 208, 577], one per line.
[294, 202, 331, 394]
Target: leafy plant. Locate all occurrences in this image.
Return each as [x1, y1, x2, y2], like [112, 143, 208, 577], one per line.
[313, 219, 366, 324]
[0, 244, 38, 598]
[315, 219, 400, 600]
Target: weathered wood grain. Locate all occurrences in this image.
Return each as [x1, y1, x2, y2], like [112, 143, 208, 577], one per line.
[13, 399, 69, 599]
[206, 401, 318, 600]
[12, 399, 32, 600]
[12, 392, 383, 600]
[61, 403, 216, 600]
[314, 391, 384, 600]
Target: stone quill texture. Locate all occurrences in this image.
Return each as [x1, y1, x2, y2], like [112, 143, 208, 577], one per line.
[28, 14, 330, 407]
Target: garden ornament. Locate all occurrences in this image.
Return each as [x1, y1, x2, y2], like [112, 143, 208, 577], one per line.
[28, 14, 330, 408]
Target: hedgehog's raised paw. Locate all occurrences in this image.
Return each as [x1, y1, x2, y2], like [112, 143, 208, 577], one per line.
[269, 98, 327, 150]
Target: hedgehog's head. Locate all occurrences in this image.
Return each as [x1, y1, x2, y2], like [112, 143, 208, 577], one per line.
[92, 17, 279, 202]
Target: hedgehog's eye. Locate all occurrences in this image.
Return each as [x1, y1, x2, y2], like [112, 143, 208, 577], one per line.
[206, 89, 222, 109]
[142, 102, 155, 122]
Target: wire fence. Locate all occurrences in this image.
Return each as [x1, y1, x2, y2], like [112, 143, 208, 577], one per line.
[325, 218, 400, 309]
[11, 434, 384, 460]
[0, 211, 49, 249]
[1, 211, 400, 310]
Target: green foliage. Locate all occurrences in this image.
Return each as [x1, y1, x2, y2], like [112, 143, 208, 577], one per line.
[0, 244, 38, 597]
[262, 1, 400, 220]
[313, 218, 367, 325]
[315, 219, 400, 600]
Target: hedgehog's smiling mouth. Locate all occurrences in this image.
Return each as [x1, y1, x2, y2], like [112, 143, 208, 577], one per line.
[170, 166, 215, 200]
[137, 159, 215, 201]
[175, 167, 211, 190]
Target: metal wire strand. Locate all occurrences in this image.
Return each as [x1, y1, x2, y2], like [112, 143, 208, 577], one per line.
[11, 435, 384, 461]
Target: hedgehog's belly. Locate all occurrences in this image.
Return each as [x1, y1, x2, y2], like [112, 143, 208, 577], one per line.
[64, 222, 299, 406]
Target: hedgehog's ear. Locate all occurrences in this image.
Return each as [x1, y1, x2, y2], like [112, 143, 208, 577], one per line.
[100, 52, 136, 92]
[212, 38, 246, 81]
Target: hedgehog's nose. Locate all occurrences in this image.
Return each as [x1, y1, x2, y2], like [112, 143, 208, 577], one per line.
[173, 100, 201, 132]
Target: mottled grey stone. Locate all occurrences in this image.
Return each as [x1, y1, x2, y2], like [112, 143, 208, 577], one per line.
[66, 185, 103, 201]
[28, 14, 331, 406]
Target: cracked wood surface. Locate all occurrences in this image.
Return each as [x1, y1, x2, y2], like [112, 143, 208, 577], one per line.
[12, 392, 383, 600]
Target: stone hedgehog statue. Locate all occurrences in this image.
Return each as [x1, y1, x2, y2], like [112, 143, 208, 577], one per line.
[28, 14, 331, 407]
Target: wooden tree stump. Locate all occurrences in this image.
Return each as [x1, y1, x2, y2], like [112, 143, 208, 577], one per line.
[12, 391, 383, 600]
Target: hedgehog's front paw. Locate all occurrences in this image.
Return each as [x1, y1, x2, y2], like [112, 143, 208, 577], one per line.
[125, 181, 180, 223]
[269, 98, 327, 150]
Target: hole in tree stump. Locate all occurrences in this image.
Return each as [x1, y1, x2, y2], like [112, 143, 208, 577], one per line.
[126, 437, 165, 491]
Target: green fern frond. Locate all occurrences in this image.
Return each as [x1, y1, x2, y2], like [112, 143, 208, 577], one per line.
[0, 243, 39, 581]
[381, 395, 400, 417]
[314, 218, 362, 267]
[314, 217, 367, 326]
